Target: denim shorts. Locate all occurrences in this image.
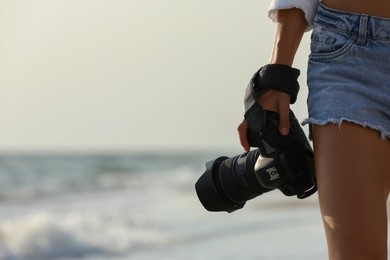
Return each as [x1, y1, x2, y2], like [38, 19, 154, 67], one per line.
[302, 3, 390, 139]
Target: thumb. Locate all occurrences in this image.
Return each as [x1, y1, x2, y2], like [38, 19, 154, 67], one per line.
[278, 100, 290, 136]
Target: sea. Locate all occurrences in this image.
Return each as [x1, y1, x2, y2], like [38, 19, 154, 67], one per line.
[0, 150, 330, 260]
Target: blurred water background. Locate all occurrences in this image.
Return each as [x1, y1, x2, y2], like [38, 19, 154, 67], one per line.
[0, 1, 328, 259]
[0, 150, 329, 260]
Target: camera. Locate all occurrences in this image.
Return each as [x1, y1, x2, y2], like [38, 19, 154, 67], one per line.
[195, 105, 317, 213]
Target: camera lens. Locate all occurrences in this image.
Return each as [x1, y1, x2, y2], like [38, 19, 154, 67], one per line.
[195, 150, 272, 213]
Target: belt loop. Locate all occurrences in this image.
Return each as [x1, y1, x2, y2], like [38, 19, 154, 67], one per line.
[357, 15, 369, 45]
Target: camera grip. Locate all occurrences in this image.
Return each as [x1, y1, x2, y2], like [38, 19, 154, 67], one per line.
[247, 109, 302, 157]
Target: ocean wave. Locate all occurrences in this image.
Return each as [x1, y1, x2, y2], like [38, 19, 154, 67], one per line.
[0, 209, 167, 260]
[0, 212, 106, 260]
[0, 153, 206, 203]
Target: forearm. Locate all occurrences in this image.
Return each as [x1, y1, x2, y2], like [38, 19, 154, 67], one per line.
[268, 8, 307, 66]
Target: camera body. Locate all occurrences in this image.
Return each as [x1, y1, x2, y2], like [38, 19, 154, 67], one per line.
[195, 104, 317, 213]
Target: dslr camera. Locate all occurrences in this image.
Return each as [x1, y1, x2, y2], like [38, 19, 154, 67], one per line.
[195, 66, 317, 213]
[195, 107, 317, 213]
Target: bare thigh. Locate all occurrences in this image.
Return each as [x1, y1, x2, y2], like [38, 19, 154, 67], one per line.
[312, 122, 390, 260]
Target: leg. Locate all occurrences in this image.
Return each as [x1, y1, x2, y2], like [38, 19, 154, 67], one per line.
[312, 122, 390, 260]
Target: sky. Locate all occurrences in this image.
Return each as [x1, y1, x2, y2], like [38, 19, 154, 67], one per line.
[0, 0, 311, 153]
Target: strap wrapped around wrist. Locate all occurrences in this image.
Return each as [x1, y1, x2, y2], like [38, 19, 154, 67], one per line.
[251, 64, 300, 104]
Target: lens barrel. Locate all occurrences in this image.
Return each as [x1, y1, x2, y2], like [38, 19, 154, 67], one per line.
[195, 150, 272, 213]
[195, 148, 316, 213]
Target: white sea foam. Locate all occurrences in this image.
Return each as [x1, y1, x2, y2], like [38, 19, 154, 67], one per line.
[0, 205, 168, 260]
[0, 212, 104, 260]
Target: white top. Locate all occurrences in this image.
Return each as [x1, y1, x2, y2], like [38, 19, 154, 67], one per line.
[268, 0, 320, 31]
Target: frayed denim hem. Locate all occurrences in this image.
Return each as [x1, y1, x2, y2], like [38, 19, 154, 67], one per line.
[302, 117, 390, 141]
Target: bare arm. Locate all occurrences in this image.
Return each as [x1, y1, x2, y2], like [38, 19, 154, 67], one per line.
[269, 8, 307, 65]
[238, 8, 307, 151]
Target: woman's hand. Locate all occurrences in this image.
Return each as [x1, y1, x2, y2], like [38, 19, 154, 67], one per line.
[237, 89, 291, 151]
[258, 89, 291, 135]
